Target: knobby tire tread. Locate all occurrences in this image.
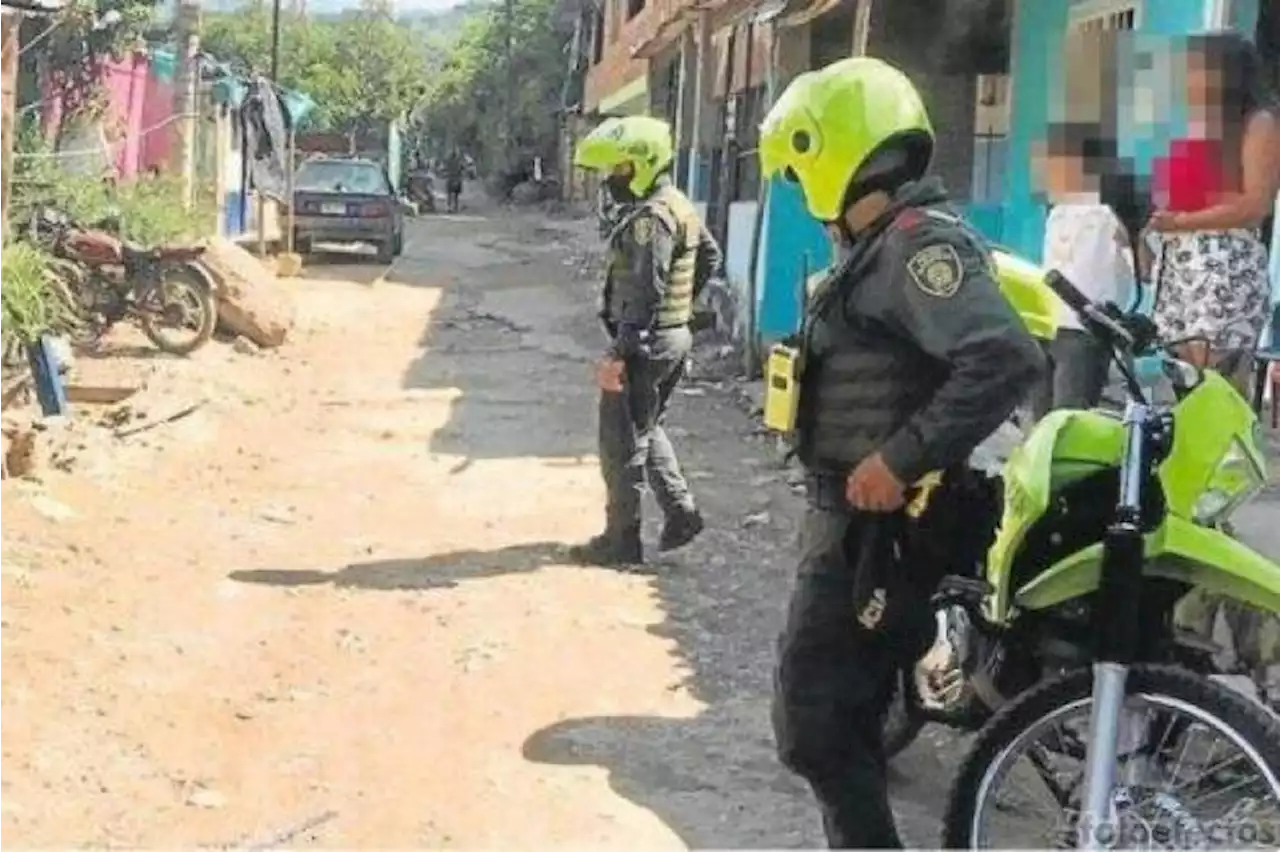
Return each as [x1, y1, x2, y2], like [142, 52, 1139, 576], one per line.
[941, 664, 1280, 849]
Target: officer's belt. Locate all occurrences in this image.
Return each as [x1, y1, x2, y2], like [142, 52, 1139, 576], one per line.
[602, 321, 688, 339]
[804, 470, 851, 512]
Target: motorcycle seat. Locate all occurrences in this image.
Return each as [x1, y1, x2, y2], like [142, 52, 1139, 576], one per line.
[123, 243, 206, 263]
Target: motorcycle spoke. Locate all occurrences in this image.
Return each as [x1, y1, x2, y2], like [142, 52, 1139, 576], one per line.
[965, 691, 1280, 848]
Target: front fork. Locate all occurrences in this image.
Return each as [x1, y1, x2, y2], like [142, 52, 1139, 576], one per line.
[1077, 402, 1169, 849]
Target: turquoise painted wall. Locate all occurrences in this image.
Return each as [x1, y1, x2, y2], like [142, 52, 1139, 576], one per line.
[755, 177, 830, 342]
[1001, 0, 1070, 260]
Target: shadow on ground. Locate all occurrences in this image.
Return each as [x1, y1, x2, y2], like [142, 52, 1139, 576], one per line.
[229, 542, 569, 592]
[510, 382, 961, 847]
[511, 406, 822, 848]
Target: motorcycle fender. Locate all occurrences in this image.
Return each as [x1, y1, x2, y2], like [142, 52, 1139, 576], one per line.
[1013, 516, 1280, 614]
[174, 260, 216, 293]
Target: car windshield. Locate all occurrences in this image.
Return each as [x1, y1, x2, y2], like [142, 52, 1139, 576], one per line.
[295, 161, 389, 194]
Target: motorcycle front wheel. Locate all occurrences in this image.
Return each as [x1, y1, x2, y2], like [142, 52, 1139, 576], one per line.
[138, 263, 217, 356]
[943, 664, 1280, 849]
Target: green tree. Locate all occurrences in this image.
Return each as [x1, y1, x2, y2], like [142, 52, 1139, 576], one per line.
[202, 2, 426, 132]
[413, 0, 570, 173]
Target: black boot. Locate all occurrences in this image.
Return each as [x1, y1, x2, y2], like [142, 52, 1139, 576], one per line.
[659, 507, 705, 552]
[568, 528, 643, 566]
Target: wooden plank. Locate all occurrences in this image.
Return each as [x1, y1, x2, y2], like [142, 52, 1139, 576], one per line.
[65, 385, 140, 405]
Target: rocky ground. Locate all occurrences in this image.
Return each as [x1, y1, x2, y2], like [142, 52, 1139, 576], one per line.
[2, 191, 1278, 848]
[0, 194, 962, 848]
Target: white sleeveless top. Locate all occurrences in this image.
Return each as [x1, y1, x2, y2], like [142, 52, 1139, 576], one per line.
[1042, 201, 1136, 331]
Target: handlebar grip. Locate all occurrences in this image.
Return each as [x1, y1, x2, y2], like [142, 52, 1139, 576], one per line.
[1044, 270, 1092, 314]
[1043, 270, 1135, 348]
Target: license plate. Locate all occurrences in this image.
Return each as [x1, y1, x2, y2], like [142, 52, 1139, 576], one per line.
[320, 203, 346, 215]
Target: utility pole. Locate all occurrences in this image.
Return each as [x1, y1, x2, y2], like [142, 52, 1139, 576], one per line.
[0, 9, 18, 245]
[270, 0, 282, 82]
[504, 0, 514, 170]
[173, 1, 202, 210]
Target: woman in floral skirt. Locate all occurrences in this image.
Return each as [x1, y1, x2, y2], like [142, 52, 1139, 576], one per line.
[1148, 32, 1279, 394]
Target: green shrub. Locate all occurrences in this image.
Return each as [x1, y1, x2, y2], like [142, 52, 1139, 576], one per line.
[1, 241, 76, 351]
[11, 129, 215, 247]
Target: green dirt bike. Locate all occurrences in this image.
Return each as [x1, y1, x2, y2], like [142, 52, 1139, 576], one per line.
[878, 257, 1280, 846]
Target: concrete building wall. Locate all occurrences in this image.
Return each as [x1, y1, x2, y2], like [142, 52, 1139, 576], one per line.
[584, 0, 682, 113]
[864, 0, 978, 202]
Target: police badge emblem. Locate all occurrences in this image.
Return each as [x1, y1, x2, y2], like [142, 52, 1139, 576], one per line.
[631, 216, 653, 246]
[906, 243, 964, 298]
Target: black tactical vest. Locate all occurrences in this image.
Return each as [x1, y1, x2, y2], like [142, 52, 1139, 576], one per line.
[796, 228, 948, 472]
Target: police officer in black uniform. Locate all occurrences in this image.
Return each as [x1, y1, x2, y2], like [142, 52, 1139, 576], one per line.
[570, 115, 723, 564]
[757, 58, 1046, 847]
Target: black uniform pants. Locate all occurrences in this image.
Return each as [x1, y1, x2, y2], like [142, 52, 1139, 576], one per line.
[773, 506, 915, 848]
[598, 327, 695, 538]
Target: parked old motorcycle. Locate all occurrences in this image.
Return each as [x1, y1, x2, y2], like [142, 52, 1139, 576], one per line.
[28, 207, 218, 356]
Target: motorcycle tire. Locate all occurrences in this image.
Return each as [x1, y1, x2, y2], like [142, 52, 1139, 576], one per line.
[139, 263, 217, 357]
[884, 666, 927, 758]
[942, 664, 1280, 849]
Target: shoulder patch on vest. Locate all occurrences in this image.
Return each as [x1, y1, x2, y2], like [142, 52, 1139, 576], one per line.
[906, 243, 964, 299]
[892, 209, 925, 231]
[631, 216, 654, 246]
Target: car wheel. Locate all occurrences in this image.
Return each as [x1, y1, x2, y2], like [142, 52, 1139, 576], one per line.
[376, 240, 395, 264]
[294, 233, 312, 255]
[392, 230, 404, 257]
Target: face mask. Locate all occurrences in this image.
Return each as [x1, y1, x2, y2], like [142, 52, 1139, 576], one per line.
[826, 224, 853, 261]
[606, 173, 637, 203]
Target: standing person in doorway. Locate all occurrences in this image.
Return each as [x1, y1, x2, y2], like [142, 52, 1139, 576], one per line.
[568, 116, 722, 565]
[1032, 122, 1138, 415]
[1148, 32, 1280, 394]
[757, 57, 1044, 848]
[443, 148, 464, 213]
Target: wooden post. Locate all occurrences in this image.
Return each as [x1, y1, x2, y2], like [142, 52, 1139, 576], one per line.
[285, 124, 295, 253]
[213, 105, 227, 238]
[173, 2, 202, 209]
[685, 11, 712, 198]
[1, 9, 19, 239]
[256, 192, 267, 256]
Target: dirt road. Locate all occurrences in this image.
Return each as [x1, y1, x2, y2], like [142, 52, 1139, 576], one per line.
[18, 199, 1280, 848]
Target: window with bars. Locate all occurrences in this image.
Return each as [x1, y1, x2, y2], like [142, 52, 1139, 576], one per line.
[1068, 1, 1140, 32]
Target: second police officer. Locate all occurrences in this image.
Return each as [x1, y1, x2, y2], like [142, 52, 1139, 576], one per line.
[570, 116, 725, 565]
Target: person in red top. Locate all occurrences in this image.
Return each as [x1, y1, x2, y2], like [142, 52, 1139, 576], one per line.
[1147, 32, 1279, 393]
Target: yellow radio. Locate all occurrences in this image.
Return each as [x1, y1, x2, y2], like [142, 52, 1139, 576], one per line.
[763, 343, 803, 433]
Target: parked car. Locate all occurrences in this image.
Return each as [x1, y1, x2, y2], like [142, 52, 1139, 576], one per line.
[291, 157, 404, 263]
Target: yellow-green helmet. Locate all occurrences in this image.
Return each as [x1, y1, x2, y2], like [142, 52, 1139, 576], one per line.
[574, 115, 675, 196]
[759, 57, 934, 222]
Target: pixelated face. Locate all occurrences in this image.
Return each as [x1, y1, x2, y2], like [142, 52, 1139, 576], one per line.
[610, 162, 634, 179]
[1184, 41, 1222, 120]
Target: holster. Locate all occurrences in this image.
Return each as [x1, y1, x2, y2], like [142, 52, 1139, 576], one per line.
[841, 467, 998, 651]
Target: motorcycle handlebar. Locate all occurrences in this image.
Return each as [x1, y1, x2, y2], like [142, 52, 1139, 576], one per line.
[1044, 270, 1135, 350]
